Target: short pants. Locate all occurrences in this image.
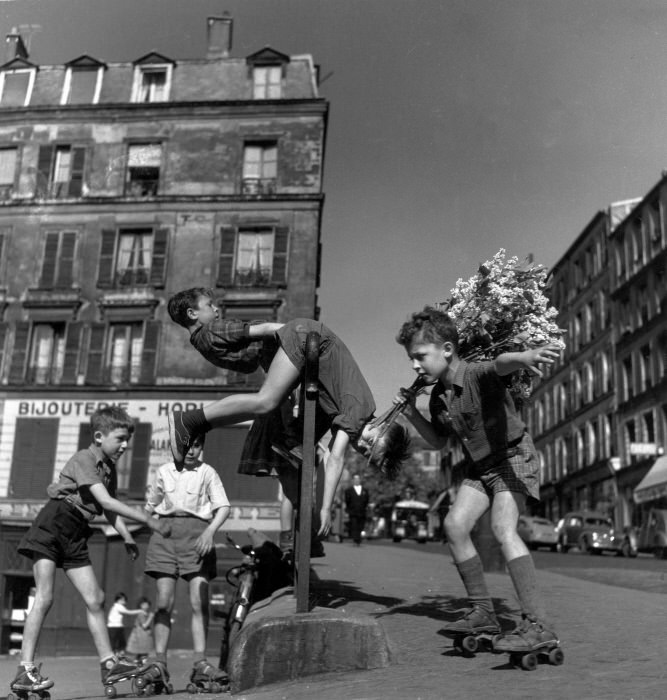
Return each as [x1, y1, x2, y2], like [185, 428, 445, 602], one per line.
[18, 499, 94, 570]
[144, 515, 217, 580]
[462, 432, 540, 502]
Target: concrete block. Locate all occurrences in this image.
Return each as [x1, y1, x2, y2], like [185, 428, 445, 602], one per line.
[227, 588, 393, 693]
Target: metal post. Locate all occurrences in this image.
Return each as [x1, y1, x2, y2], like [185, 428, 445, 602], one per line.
[296, 331, 319, 613]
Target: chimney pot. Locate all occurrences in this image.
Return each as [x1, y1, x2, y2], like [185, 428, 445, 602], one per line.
[6, 29, 28, 62]
[207, 14, 233, 59]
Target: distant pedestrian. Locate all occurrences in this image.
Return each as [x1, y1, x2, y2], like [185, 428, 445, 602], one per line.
[125, 597, 154, 664]
[396, 306, 562, 654]
[344, 474, 370, 545]
[107, 592, 143, 657]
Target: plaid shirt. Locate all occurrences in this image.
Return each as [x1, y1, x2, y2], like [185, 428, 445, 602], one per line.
[190, 319, 278, 374]
[429, 360, 526, 465]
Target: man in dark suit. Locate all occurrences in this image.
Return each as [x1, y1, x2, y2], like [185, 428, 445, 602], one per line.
[344, 474, 370, 546]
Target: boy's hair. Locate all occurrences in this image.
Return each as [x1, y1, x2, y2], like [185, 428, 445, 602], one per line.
[396, 306, 459, 350]
[167, 287, 214, 328]
[91, 407, 135, 437]
[114, 592, 127, 602]
[368, 422, 411, 480]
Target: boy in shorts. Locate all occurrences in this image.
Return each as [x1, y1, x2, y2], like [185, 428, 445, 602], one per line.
[142, 433, 230, 690]
[12, 407, 171, 697]
[395, 306, 562, 652]
[166, 289, 410, 543]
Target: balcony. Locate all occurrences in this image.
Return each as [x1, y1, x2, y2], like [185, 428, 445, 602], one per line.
[241, 178, 277, 196]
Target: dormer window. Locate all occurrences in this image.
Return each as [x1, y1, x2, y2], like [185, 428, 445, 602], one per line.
[131, 53, 174, 103]
[0, 63, 36, 107]
[246, 47, 289, 100]
[61, 56, 106, 105]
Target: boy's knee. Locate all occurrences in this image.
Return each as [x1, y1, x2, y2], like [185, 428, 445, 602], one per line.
[85, 589, 105, 612]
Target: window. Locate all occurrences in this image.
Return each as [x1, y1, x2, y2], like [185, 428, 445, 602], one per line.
[28, 323, 66, 385]
[97, 227, 168, 288]
[132, 66, 171, 103]
[62, 67, 102, 104]
[642, 411, 655, 444]
[0, 226, 8, 285]
[0, 68, 35, 106]
[126, 143, 161, 196]
[217, 225, 289, 287]
[640, 345, 652, 392]
[582, 363, 594, 403]
[0, 147, 17, 200]
[253, 66, 282, 99]
[39, 231, 77, 289]
[622, 356, 633, 401]
[601, 414, 612, 459]
[36, 145, 86, 198]
[242, 142, 277, 195]
[85, 321, 160, 386]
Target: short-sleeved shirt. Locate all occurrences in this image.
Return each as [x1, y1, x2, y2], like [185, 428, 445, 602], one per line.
[277, 319, 375, 441]
[429, 360, 527, 466]
[46, 443, 117, 521]
[145, 461, 230, 521]
[190, 319, 277, 374]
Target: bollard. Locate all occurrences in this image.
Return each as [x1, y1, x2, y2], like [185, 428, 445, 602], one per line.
[471, 510, 504, 572]
[295, 331, 320, 613]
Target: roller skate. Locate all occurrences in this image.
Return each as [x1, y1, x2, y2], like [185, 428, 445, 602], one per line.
[134, 658, 173, 696]
[440, 606, 501, 656]
[8, 663, 54, 700]
[186, 659, 230, 694]
[101, 655, 141, 698]
[493, 614, 564, 670]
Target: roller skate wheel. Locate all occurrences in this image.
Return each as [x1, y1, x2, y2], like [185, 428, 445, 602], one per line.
[7, 693, 16, 700]
[165, 682, 174, 694]
[520, 653, 538, 671]
[210, 681, 222, 693]
[548, 647, 565, 665]
[135, 674, 147, 689]
[186, 683, 197, 694]
[104, 685, 118, 698]
[462, 635, 479, 654]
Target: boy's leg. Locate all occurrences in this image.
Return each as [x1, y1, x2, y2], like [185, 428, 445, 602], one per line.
[65, 565, 113, 659]
[169, 349, 301, 462]
[187, 574, 209, 659]
[20, 558, 56, 664]
[442, 485, 499, 633]
[153, 575, 176, 660]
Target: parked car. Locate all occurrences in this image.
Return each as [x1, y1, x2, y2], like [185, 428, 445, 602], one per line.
[555, 511, 636, 556]
[635, 508, 667, 559]
[517, 516, 558, 551]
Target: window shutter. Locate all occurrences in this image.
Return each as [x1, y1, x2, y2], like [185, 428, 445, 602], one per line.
[68, 147, 86, 197]
[78, 422, 91, 450]
[0, 321, 7, 381]
[149, 228, 168, 287]
[56, 232, 76, 287]
[8, 321, 30, 384]
[139, 321, 160, 384]
[128, 422, 152, 498]
[36, 145, 53, 197]
[97, 229, 116, 287]
[61, 321, 84, 384]
[9, 418, 59, 499]
[39, 232, 59, 288]
[272, 226, 289, 285]
[85, 323, 106, 384]
[216, 226, 236, 286]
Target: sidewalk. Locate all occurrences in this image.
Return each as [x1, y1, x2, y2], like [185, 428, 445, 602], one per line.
[1, 541, 664, 699]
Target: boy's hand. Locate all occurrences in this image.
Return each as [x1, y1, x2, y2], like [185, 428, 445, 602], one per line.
[124, 541, 139, 561]
[149, 517, 172, 538]
[523, 344, 562, 376]
[194, 530, 215, 556]
[393, 388, 417, 416]
[318, 507, 332, 536]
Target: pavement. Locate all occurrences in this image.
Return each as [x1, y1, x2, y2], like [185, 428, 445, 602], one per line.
[2, 540, 665, 700]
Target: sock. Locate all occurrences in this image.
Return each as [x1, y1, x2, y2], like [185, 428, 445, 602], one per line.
[186, 408, 211, 435]
[19, 661, 35, 671]
[100, 655, 115, 669]
[455, 555, 494, 615]
[193, 653, 206, 665]
[156, 652, 167, 663]
[507, 554, 546, 621]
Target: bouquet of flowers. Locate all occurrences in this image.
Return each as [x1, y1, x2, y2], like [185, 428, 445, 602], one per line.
[438, 248, 565, 402]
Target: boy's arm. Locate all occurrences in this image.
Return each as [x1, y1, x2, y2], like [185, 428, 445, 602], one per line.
[89, 482, 171, 538]
[107, 512, 140, 560]
[194, 505, 230, 556]
[246, 322, 284, 338]
[318, 430, 349, 536]
[394, 392, 448, 449]
[494, 344, 561, 377]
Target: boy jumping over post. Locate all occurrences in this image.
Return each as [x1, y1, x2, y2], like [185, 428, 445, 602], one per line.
[395, 306, 562, 654]
[11, 407, 171, 697]
[166, 288, 410, 541]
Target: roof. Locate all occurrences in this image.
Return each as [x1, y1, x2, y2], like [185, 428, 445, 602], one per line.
[633, 456, 667, 504]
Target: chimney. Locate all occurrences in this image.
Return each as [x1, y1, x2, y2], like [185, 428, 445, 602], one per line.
[206, 13, 233, 59]
[6, 27, 28, 62]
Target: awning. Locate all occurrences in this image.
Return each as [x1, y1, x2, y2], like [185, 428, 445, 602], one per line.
[633, 456, 667, 504]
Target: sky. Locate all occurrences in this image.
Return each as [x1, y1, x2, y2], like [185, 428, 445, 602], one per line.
[3, 0, 667, 411]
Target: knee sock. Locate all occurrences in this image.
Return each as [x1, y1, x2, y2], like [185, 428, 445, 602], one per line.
[455, 555, 493, 614]
[186, 408, 211, 434]
[507, 554, 546, 621]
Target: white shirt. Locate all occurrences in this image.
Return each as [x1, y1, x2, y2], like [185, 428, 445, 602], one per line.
[146, 461, 230, 521]
[354, 485, 362, 495]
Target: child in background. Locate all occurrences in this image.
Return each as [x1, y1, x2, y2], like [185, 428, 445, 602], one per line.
[140, 433, 230, 691]
[125, 597, 154, 664]
[11, 407, 171, 698]
[107, 592, 142, 657]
